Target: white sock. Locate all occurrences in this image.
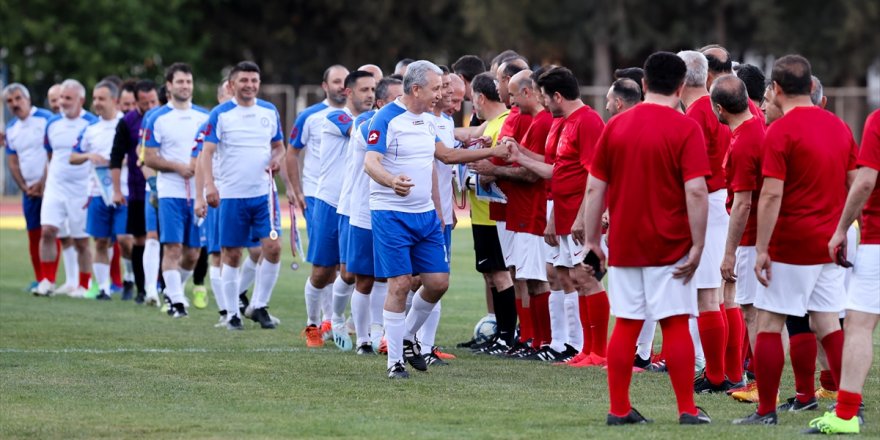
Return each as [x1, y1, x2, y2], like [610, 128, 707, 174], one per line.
[690, 317, 705, 366]
[405, 289, 417, 315]
[636, 319, 657, 360]
[222, 264, 241, 317]
[321, 277, 333, 322]
[163, 270, 185, 305]
[331, 277, 355, 327]
[548, 290, 567, 352]
[351, 290, 371, 345]
[94, 262, 110, 293]
[179, 269, 193, 286]
[62, 245, 78, 287]
[251, 261, 261, 305]
[564, 292, 583, 352]
[209, 266, 225, 312]
[122, 257, 134, 282]
[251, 260, 280, 309]
[416, 300, 441, 354]
[370, 281, 388, 327]
[404, 291, 436, 341]
[384, 309, 406, 369]
[143, 239, 160, 295]
[239, 258, 257, 294]
[304, 278, 323, 326]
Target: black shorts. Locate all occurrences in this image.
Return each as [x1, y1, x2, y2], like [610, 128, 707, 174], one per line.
[126, 200, 146, 236]
[472, 224, 506, 273]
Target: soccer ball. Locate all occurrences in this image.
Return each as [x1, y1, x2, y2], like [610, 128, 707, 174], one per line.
[473, 316, 497, 344]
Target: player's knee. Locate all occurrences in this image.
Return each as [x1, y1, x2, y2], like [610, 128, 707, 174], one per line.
[73, 238, 90, 252]
[261, 242, 281, 263]
[41, 226, 58, 241]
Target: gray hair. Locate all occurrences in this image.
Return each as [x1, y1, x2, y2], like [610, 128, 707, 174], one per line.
[677, 50, 708, 88]
[2, 83, 31, 100]
[376, 77, 403, 101]
[60, 79, 86, 98]
[94, 80, 119, 99]
[403, 60, 442, 94]
[810, 75, 823, 106]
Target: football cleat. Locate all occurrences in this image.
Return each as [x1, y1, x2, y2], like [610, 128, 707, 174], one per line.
[803, 411, 859, 435]
[387, 361, 409, 379]
[607, 407, 653, 425]
[356, 343, 376, 355]
[403, 339, 427, 371]
[225, 315, 243, 330]
[778, 396, 819, 412]
[679, 407, 712, 425]
[34, 279, 55, 297]
[732, 411, 777, 425]
[192, 285, 208, 309]
[301, 325, 324, 347]
[170, 303, 188, 318]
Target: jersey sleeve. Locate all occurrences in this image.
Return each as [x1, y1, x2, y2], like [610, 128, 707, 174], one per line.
[192, 122, 207, 158]
[761, 124, 788, 180]
[578, 113, 604, 171]
[72, 125, 91, 153]
[326, 111, 354, 137]
[289, 113, 308, 148]
[365, 113, 391, 154]
[203, 109, 220, 144]
[272, 111, 283, 143]
[143, 114, 161, 148]
[858, 111, 880, 171]
[5, 121, 17, 154]
[680, 121, 711, 182]
[589, 125, 611, 183]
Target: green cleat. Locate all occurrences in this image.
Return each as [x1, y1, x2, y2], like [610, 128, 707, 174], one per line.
[84, 283, 99, 299]
[192, 286, 208, 309]
[803, 411, 859, 435]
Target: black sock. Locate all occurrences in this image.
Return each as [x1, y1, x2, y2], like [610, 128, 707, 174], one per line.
[132, 244, 145, 293]
[492, 285, 518, 346]
[193, 247, 208, 285]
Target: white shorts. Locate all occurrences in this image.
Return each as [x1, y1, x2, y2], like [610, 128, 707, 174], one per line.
[511, 232, 547, 281]
[734, 246, 758, 305]
[554, 234, 586, 268]
[543, 200, 556, 264]
[496, 221, 515, 268]
[755, 262, 846, 316]
[40, 192, 89, 239]
[846, 245, 880, 315]
[694, 189, 728, 289]
[607, 255, 699, 320]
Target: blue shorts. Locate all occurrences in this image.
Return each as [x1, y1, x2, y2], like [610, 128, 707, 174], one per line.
[86, 197, 128, 239]
[444, 224, 453, 262]
[145, 193, 159, 233]
[158, 198, 201, 247]
[219, 194, 280, 248]
[304, 196, 316, 262]
[205, 206, 221, 254]
[371, 210, 449, 278]
[307, 198, 340, 267]
[347, 225, 374, 276]
[338, 214, 351, 265]
[22, 194, 42, 231]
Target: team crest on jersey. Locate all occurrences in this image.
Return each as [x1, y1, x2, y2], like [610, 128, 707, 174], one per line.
[427, 124, 436, 135]
[142, 128, 151, 141]
[338, 114, 352, 124]
[367, 130, 380, 145]
[290, 127, 299, 139]
[261, 117, 270, 127]
[203, 124, 213, 136]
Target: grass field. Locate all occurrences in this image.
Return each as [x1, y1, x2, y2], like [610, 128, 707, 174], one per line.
[1, 227, 878, 439]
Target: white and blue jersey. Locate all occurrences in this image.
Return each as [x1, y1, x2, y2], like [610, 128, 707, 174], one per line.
[347, 113, 377, 230]
[338, 110, 376, 218]
[315, 108, 355, 207]
[143, 103, 209, 199]
[430, 112, 456, 226]
[73, 112, 126, 197]
[5, 107, 53, 187]
[289, 100, 331, 198]
[43, 110, 98, 199]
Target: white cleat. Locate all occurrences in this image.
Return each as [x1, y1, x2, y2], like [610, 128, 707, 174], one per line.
[244, 305, 255, 319]
[144, 293, 161, 307]
[269, 313, 281, 326]
[68, 287, 88, 298]
[34, 280, 56, 297]
[332, 324, 353, 351]
[214, 313, 230, 328]
[53, 284, 76, 296]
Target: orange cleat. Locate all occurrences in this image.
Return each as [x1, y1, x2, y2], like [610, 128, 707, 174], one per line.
[320, 320, 332, 341]
[433, 347, 456, 360]
[301, 325, 324, 348]
[378, 337, 388, 355]
[571, 353, 607, 368]
[557, 351, 589, 366]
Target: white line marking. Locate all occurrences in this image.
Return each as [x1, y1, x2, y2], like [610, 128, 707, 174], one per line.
[0, 347, 306, 354]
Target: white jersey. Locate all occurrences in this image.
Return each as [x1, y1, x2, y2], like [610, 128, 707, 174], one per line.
[430, 112, 455, 226]
[315, 108, 355, 208]
[143, 103, 210, 199]
[366, 98, 439, 214]
[4, 107, 53, 187]
[204, 98, 283, 199]
[44, 109, 98, 199]
[347, 114, 376, 230]
[73, 112, 126, 197]
[337, 110, 376, 217]
[289, 100, 332, 198]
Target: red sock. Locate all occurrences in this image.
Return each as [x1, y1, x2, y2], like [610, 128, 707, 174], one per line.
[755, 332, 785, 416]
[659, 315, 698, 416]
[516, 298, 534, 344]
[78, 272, 91, 289]
[819, 370, 837, 392]
[607, 317, 642, 417]
[110, 242, 122, 286]
[820, 330, 844, 389]
[697, 311, 726, 384]
[724, 307, 744, 382]
[578, 295, 592, 354]
[720, 303, 729, 349]
[744, 341, 754, 373]
[27, 229, 43, 281]
[532, 292, 551, 349]
[40, 261, 57, 283]
[587, 291, 610, 357]
[789, 333, 817, 403]
[836, 390, 862, 421]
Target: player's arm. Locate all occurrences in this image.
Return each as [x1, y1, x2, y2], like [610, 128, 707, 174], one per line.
[285, 146, 306, 211]
[673, 176, 709, 283]
[454, 121, 487, 143]
[110, 120, 129, 205]
[200, 140, 220, 207]
[69, 145, 107, 166]
[583, 175, 608, 268]
[502, 138, 552, 179]
[5, 151, 28, 193]
[364, 151, 413, 197]
[754, 177, 783, 286]
[143, 148, 192, 178]
[470, 159, 539, 183]
[434, 141, 506, 165]
[829, 167, 878, 260]
[720, 190, 752, 281]
[193, 150, 207, 218]
[432, 164, 443, 223]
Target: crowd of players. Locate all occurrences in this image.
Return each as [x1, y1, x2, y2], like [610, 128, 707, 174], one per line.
[2, 45, 878, 433]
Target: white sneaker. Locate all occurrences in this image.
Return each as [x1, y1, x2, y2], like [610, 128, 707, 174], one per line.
[214, 313, 230, 328]
[68, 287, 87, 298]
[144, 293, 161, 307]
[34, 279, 56, 296]
[268, 313, 281, 325]
[345, 316, 356, 335]
[331, 324, 353, 351]
[54, 284, 75, 295]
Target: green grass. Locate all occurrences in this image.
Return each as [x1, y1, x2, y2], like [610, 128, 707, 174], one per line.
[0, 227, 878, 439]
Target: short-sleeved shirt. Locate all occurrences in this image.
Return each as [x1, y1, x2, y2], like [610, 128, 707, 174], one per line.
[204, 98, 284, 199]
[468, 110, 509, 226]
[761, 106, 858, 264]
[366, 98, 439, 214]
[338, 110, 376, 217]
[856, 110, 880, 244]
[290, 100, 332, 198]
[552, 105, 604, 235]
[723, 115, 766, 246]
[143, 103, 210, 199]
[543, 117, 565, 201]
[748, 99, 766, 128]
[73, 113, 126, 197]
[430, 112, 456, 226]
[506, 110, 551, 235]
[687, 95, 731, 193]
[490, 106, 532, 222]
[591, 103, 710, 267]
[316, 108, 355, 208]
[4, 106, 53, 187]
[348, 114, 377, 230]
[44, 110, 99, 199]
[114, 109, 148, 200]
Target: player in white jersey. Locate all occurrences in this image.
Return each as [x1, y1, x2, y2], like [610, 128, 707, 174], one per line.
[38, 79, 98, 297]
[201, 61, 285, 331]
[2, 83, 54, 293]
[142, 63, 209, 317]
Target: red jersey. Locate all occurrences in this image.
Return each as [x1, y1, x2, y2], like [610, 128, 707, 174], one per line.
[506, 110, 552, 234]
[543, 117, 565, 201]
[724, 115, 766, 246]
[762, 106, 858, 265]
[491, 106, 532, 222]
[687, 95, 731, 192]
[552, 105, 604, 235]
[748, 99, 766, 128]
[858, 109, 880, 244]
[591, 103, 710, 267]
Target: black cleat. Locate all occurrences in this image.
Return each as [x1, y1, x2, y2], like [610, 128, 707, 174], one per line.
[403, 339, 428, 371]
[633, 353, 651, 370]
[423, 348, 449, 366]
[559, 344, 579, 362]
[477, 338, 510, 356]
[121, 281, 135, 300]
[134, 291, 146, 304]
[607, 407, 653, 425]
[777, 396, 818, 412]
[512, 346, 538, 360]
[694, 372, 735, 394]
[170, 303, 188, 318]
[531, 345, 565, 362]
[238, 291, 249, 315]
[456, 337, 479, 348]
[96, 291, 112, 301]
[250, 307, 276, 329]
[679, 407, 712, 424]
[226, 315, 243, 330]
[732, 410, 778, 425]
[356, 343, 376, 355]
[387, 361, 409, 379]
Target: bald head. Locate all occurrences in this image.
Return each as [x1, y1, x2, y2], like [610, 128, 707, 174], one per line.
[445, 73, 466, 115]
[701, 45, 732, 89]
[47, 84, 62, 113]
[496, 59, 529, 106]
[358, 64, 384, 82]
[606, 78, 641, 116]
[710, 74, 749, 115]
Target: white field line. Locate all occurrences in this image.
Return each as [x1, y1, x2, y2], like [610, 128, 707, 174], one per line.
[0, 347, 306, 354]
